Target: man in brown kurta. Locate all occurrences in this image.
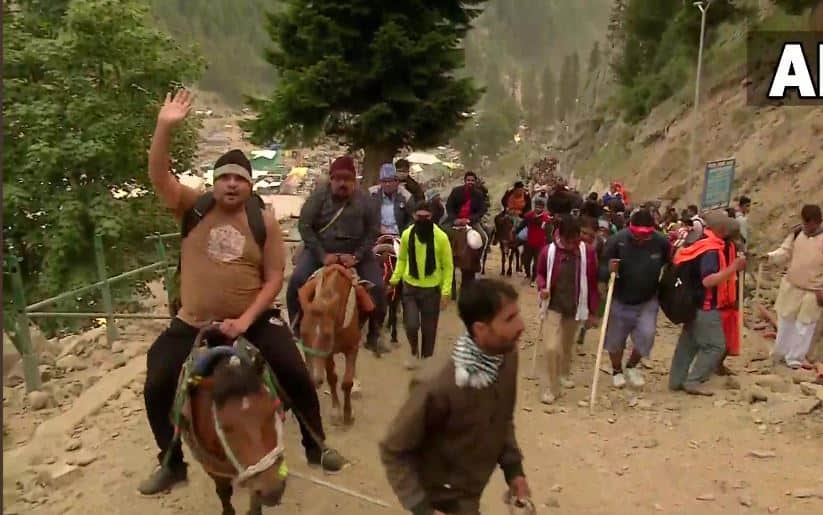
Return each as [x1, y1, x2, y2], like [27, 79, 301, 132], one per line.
[380, 278, 530, 514]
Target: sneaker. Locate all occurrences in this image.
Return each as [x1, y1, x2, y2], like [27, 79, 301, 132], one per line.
[307, 447, 347, 473]
[364, 337, 390, 356]
[137, 466, 187, 495]
[351, 379, 362, 396]
[404, 359, 419, 370]
[559, 377, 575, 389]
[612, 373, 627, 389]
[540, 389, 557, 405]
[625, 367, 646, 387]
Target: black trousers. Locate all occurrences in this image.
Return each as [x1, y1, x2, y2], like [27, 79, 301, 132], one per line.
[143, 309, 325, 469]
[522, 244, 540, 281]
[401, 284, 441, 358]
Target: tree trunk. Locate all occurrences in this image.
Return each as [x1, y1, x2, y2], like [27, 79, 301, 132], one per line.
[362, 144, 398, 188]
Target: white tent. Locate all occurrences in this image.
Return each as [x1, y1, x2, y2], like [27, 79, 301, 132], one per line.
[405, 152, 441, 165]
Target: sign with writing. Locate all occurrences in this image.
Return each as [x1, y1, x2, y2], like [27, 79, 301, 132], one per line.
[701, 158, 736, 210]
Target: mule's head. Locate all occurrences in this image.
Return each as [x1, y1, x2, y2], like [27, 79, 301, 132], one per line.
[211, 357, 287, 506]
[300, 287, 339, 387]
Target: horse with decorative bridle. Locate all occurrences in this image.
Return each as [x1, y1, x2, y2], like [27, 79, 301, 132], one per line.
[170, 326, 288, 515]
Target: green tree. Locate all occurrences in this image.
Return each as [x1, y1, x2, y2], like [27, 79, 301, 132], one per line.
[2, 0, 202, 332]
[520, 67, 541, 126]
[540, 65, 556, 124]
[771, 0, 820, 14]
[245, 0, 486, 185]
[557, 55, 573, 120]
[588, 41, 601, 73]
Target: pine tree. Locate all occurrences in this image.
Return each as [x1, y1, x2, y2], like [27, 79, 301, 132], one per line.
[540, 65, 556, 124]
[245, 0, 486, 185]
[521, 67, 541, 126]
[588, 41, 601, 74]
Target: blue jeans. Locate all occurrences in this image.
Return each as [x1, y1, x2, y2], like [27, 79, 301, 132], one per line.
[287, 251, 386, 342]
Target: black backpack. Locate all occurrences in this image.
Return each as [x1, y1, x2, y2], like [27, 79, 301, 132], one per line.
[169, 192, 267, 316]
[658, 259, 703, 325]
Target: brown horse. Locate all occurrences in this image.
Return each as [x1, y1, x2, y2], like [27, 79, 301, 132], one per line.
[298, 265, 370, 425]
[179, 328, 287, 515]
[493, 212, 522, 276]
[373, 234, 402, 344]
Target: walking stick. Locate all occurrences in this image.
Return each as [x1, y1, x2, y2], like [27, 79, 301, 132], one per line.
[738, 252, 746, 342]
[754, 262, 764, 301]
[589, 272, 616, 414]
[524, 300, 547, 380]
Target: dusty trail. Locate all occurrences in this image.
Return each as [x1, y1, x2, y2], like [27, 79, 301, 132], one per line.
[3, 254, 822, 515]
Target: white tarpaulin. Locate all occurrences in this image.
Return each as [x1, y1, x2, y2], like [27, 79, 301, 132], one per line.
[260, 194, 305, 219]
[406, 152, 440, 165]
[251, 149, 277, 160]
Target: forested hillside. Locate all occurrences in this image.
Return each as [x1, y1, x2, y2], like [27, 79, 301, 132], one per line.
[149, 0, 278, 106]
[149, 0, 611, 118]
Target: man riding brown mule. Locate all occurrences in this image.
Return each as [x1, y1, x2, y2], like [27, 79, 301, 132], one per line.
[176, 327, 287, 515]
[140, 90, 345, 497]
[444, 171, 489, 299]
[298, 265, 374, 425]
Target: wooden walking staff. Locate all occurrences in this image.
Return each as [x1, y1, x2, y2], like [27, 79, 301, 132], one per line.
[738, 251, 746, 343]
[525, 300, 548, 381]
[589, 271, 617, 414]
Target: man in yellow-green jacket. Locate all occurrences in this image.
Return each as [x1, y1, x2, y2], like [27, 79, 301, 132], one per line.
[389, 201, 454, 369]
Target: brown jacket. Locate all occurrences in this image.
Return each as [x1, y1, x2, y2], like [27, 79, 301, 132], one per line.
[379, 349, 524, 514]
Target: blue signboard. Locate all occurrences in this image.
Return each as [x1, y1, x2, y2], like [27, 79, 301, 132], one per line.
[701, 158, 736, 210]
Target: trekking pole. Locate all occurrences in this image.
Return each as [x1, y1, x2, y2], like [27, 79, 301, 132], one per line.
[525, 300, 547, 380]
[589, 271, 616, 414]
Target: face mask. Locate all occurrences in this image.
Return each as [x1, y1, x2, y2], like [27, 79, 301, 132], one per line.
[415, 219, 434, 233]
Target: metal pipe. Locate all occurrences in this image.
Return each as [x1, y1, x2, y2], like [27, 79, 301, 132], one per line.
[25, 261, 166, 311]
[690, 0, 711, 205]
[144, 232, 180, 240]
[26, 312, 173, 320]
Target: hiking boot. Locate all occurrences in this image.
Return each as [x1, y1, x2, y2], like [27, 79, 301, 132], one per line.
[625, 367, 646, 388]
[683, 383, 715, 396]
[307, 447, 347, 474]
[364, 336, 390, 356]
[137, 466, 187, 495]
[612, 372, 627, 389]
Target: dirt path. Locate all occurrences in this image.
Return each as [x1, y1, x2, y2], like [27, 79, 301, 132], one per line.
[4, 256, 823, 515]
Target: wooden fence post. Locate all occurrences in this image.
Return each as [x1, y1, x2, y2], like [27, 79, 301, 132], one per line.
[153, 236, 176, 316]
[93, 232, 119, 346]
[9, 257, 42, 392]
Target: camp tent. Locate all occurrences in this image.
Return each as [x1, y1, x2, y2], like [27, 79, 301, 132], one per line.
[405, 152, 441, 165]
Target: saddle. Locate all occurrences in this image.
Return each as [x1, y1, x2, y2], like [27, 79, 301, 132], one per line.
[300, 264, 376, 317]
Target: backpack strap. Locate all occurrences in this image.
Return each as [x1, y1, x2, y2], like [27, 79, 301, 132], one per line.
[245, 194, 267, 250]
[181, 192, 216, 239]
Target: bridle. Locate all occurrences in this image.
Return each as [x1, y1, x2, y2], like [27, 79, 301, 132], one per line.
[190, 326, 288, 487]
[210, 394, 287, 486]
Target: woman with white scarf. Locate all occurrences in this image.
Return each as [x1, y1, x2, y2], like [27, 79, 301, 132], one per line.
[535, 214, 601, 405]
